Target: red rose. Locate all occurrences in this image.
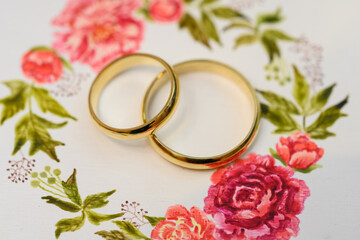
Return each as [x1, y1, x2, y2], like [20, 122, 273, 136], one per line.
[151, 205, 216, 240]
[204, 153, 310, 240]
[22, 50, 63, 84]
[149, 0, 184, 23]
[276, 131, 324, 169]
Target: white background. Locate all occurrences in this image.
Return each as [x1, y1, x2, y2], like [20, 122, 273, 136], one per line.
[0, 0, 360, 239]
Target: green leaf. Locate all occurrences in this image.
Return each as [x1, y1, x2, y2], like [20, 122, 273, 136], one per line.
[62, 169, 82, 206]
[41, 196, 82, 212]
[0, 80, 29, 125]
[224, 21, 254, 31]
[55, 212, 85, 239]
[256, 8, 283, 26]
[12, 113, 66, 161]
[184, 0, 194, 3]
[95, 230, 131, 240]
[60, 57, 73, 71]
[201, 11, 221, 45]
[307, 128, 336, 139]
[261, 103, 301, 134]
[179, 13, 210, 49]
[32, 86, 76, 120]
[257, 90, 300, 114]
[305, 83, 336, 116]
[86, 210, 123, 226]
[200, 0, 219, 6]
[113, 221, 151, 240]
[143, 215, 166, 227]
[83, 190, 116, 209]
[269, 148, 287, 166]
[262, 29, 295, 41]
[234, 34, 258, 49]
[293, 164, 322, 173]
[212, 7, 246, 19]
[30, 45, 57, 53]
[261, 36, 280, 61]
[306, 96, 348, 139]
[292, 65, 310, 111]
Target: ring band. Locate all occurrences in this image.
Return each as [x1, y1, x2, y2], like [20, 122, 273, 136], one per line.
[89, 53, 179, 140]
[142, 60, 260, 169]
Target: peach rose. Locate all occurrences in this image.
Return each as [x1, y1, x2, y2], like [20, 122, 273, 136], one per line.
[151, 205, 216, 240]
[276, 131, 324, 169]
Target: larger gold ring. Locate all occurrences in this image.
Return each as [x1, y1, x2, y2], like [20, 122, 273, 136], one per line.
[89, 53, 179, 140]
[142, 60, 260, 169]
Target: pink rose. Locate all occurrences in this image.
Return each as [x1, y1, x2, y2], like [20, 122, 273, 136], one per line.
[151, 205, 216, 240]
[52, 0, 144, 72]
[276, 131, 324, 169]
[204, 153, 310, 240]
[149, 0, 184, 23]
[21, 50, 63, 84]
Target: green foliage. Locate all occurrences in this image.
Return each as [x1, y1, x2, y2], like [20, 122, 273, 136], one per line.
[32, 87, 76, 120]
[293, 164, 323, 173]
[143, 215, 166, 227]
[83, 190, 116, 209]
[306, 96, 348, 139]
[179, 13, 210, 48]
[0, 79, 76, 161]
[42, 196, 82, 212]
[62, 169, 82, 206]
[257, 90, 300, 115]
[201, 11, 221, 45]
[292, 65, 310, 110]
[55, 213, 85, 239]
[211, 7, 245, 19]
[259, 66, 348, 139]
[12, 113, 67, 161]
[86, 210, 123, 226]
[0, 80, 29, 125]
[256, 8, 283, 27]
[233, 34, 258, 49]
[261, 103, 301, 134]
[95, 230, 130, 240]
[113, 221, 151, 240]
[38, 169, 122, 238]
[178, 0, 247, 49]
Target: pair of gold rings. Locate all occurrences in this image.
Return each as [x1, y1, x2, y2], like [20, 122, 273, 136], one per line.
[88, 53, 260, 170]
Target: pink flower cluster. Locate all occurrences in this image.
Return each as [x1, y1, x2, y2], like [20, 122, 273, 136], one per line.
[204, 153, 310, 240]
[52, 0, 144, 72]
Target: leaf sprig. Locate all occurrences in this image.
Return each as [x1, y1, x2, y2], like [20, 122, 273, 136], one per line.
[178, 0, 247, 48]
[0, 80, 76, 161]
[31, 168, 123, 239]
[225, 8, 295, 61]
[258, 65, 348, 139]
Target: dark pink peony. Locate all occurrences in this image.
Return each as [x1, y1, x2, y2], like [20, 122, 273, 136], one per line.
[22, 50, 63, 84]
[276, 131, 324, 169]
[151, 205, 216, 240]
[204, 153, 310, 240]
[52, 0, 144, 72]
[149, 0, 184, 23]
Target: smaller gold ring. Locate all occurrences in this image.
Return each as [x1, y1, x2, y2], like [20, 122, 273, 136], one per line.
[89, 53, 179, 140]
[142, 60, 260, 169]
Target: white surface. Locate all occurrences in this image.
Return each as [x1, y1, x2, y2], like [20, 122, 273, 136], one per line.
[0, 0, 360, 239]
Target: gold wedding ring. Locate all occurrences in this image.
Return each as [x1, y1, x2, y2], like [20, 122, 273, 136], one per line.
[142, 60, 260, 169]
[88, 53, 179, 140]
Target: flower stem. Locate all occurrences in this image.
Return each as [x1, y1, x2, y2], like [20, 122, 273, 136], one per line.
[37, 177, 65, 194]
[38, 185, 67, 198]
[302, 115, 306, 130]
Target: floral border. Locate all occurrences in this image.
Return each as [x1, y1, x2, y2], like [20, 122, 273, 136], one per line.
[1, 0, 349, 239]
